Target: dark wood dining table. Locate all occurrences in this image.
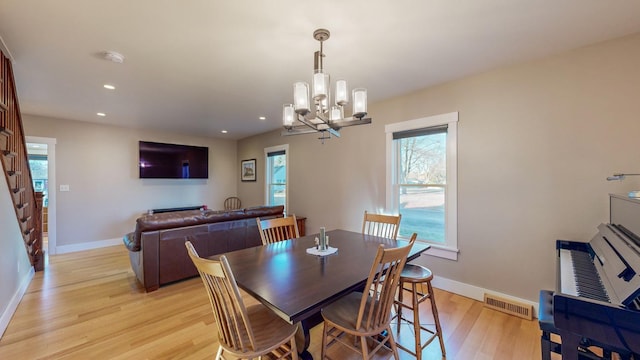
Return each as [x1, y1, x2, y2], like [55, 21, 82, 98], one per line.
[212, 229, 430, 359]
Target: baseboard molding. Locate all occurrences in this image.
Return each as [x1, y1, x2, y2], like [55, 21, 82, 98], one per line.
[431, 275, 539, 319]
[56, 237, 122, 254]
[0, 266, 34, 339]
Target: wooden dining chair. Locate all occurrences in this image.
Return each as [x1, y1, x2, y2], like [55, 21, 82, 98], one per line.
[223, 196, 241, 210]
[362, 210, 402, 240]
[320, 233, 417, 360]
[256, 215, 300, 245]
[185, 241, 299, 360]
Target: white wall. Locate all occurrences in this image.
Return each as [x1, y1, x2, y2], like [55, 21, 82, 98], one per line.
[0, 159, 33, 337]
[237, 33, 640, 302]
[23, 115, 238, 250]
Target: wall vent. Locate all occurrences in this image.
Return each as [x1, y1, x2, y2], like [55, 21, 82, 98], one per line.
[483, 293, 533, 320]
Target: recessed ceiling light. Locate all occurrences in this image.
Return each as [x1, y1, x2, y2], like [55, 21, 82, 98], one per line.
[97, 112, 106, 117]
[259, 116, 266, 120]
[103, 84, 115, 90]
[221, 130, 228, 134]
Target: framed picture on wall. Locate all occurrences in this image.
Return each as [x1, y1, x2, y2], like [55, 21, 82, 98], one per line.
[241, 159, 256, 182]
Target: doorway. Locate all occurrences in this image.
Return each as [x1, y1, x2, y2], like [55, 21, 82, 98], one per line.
[26, 136, 57, 255]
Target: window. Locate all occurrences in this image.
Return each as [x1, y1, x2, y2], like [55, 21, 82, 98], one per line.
[385, 112, 458, 260]
[265, 144, 289, 212]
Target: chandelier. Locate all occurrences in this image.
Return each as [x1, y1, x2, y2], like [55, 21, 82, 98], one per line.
[282, 28, 372, 141]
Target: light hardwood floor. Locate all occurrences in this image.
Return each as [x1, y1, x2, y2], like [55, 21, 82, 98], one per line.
[0, 245, 543, 359]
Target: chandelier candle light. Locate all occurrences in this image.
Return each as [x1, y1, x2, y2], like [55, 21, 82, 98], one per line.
[282, 28, 372, 142]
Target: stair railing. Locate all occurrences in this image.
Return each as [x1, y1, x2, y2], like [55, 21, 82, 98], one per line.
[0, 48, 44, 271]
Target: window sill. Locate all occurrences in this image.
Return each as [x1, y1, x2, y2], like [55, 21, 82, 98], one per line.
[421, 243, 459, 261]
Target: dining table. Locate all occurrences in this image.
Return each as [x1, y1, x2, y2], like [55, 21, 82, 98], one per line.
[212, 229, 430, 359]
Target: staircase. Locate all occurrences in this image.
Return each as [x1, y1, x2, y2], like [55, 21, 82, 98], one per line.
[1, 48, 44, 271]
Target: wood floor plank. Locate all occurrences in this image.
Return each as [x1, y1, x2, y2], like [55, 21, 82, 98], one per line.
[0, 245, 542, 359]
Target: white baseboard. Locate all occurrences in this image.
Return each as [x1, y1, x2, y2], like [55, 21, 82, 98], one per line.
[431, 275, 539, 318]
[56, 237, 122, 254]
[0, 266, 34, 339]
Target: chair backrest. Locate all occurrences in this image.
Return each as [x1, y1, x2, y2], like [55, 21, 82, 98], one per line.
[185, 241, 257, 353]
[256, 215, 299, 245]
[362, 210, 402, 240]
[224, 196, 242, 210]
[357, 233, 416, 332]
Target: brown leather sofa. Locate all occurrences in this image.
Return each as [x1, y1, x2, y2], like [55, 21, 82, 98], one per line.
[123, 205, 284, 292]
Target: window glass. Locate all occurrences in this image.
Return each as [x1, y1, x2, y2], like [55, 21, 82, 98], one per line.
[267, 152, 286, 207]
[265, 145, 288, 212]
[397, 132, 446, 243]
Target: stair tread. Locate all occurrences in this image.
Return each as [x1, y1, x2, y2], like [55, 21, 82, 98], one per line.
[25, 235, 36, 246]
[0, 126, 13, 136]
[2, 150, 17, 157]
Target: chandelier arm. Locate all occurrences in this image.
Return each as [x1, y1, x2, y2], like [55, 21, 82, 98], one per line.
[296, 113, 322, 131]
[314, 112, 330, 124]
[329, 117, 372, 128]
[282, 126, 320, 136]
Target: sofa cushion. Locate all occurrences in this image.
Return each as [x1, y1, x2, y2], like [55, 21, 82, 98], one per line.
[124, 205, 285, 252]
[244, 205, 285, 217]
[137, 209, 237, 232]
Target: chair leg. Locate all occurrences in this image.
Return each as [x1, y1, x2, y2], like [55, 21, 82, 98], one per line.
[412, 282, 422, 360]
[396, 283, 404, 334]
[290, 334, 298, 360]
[385, 325, 400, 360]
[215, 346, 224, 360]
[427, 281, 446, 356]
[321, 323, 328, 360]
[359, 335, 370, 360]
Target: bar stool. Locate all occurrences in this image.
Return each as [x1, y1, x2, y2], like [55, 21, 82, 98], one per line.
[393, 263, 445, 359]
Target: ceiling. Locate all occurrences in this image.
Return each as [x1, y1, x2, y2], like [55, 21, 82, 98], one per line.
[1, 1, 640, 140]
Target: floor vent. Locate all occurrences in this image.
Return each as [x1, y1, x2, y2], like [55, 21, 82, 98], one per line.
[483, 293, 533, 320]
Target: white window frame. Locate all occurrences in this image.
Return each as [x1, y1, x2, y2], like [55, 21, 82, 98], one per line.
[264, 144, 289, 213]
[385, 112, 458, 260]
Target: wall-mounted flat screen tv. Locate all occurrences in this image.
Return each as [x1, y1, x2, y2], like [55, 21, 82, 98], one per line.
[139, 141, 208, 179]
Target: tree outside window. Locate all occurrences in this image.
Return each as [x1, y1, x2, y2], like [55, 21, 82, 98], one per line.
[397, 131, 446, 243]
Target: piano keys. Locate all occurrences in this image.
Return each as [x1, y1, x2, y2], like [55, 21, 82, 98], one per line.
[559, 246, 609, 302]
[550, 194, 640, 359]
